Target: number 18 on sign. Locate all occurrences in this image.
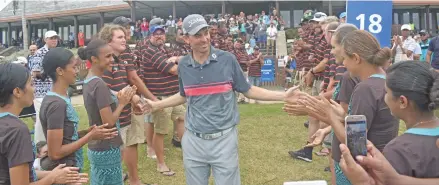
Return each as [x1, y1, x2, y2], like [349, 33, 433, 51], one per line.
[346, 0, 392, 47]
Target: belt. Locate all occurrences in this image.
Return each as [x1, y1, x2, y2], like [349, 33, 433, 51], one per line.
[189, 127, 234, 140]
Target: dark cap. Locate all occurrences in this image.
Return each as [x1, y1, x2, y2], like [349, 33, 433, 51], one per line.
[254, 46, 260, 50]
[419, 30, 427, 35]
[112, 16, 134, 27]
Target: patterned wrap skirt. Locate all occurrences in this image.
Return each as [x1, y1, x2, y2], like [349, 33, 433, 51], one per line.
[334, 161, 353, 185]
[87, 147, 123, 185]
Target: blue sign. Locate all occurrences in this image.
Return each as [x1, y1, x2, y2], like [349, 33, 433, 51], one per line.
[261, 57, 275, 82]
[346, 0, 392, 48]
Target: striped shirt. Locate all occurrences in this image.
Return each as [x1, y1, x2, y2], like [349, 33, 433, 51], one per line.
[102, 51, 132, 128]
[136, 40, 179, 96]
[310, 33, 327, 77]
[322, 45, 336, 91]
[169, 41, 191, 57]
[233, 48, 249, 72]
[248, 53, 262, 77]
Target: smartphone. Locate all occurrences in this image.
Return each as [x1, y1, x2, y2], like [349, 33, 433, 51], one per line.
[345, 115, 367, 159]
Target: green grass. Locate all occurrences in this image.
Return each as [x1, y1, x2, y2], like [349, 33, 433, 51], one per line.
[21, 103, 408, 185]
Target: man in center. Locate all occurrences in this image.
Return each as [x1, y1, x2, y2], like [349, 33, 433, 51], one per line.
[146, 14, 301, 185]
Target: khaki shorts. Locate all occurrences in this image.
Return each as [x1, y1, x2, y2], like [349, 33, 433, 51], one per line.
[151, 97, 186, 135]
[312, 79, 323, 96]
[120, 113, 146, 147]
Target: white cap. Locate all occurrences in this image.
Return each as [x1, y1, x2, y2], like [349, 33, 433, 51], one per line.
[401, 24, 411, 31]
[44, 30, 58, 38]
[245, 43, 250, 49]
[311, 12, 328, 22]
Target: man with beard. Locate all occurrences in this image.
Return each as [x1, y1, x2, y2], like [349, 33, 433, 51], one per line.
[136, 18, 185, 177]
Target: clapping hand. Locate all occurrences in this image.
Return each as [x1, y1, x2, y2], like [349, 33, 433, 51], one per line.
[305, 128, 328, 147]
[298, 94, 345, 124]
[89, 123, 118, 140]
[118, 86, 136, 106]
[50, 164, 89, 184]
[283, 86, 309, 116]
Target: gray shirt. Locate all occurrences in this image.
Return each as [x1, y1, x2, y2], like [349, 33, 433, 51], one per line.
[83, 77, 123, 151]
[40, 94, 80, 170]
[178, 47, 251, 134]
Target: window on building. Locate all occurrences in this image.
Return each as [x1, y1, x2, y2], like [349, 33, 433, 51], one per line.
[403, 12, 410, 24]
[280, 11, 291, 28]
[63, 27, 68, 41]
[412, 13, 420, 31]
[86, 25, 91, 39]
[394, 13, 399, 24]
[93, 24, 97, 36]
[293, 10, 303, 28]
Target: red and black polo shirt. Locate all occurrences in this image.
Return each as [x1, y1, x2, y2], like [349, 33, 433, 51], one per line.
[248, 53, 262, 77]
[136, 40, 179, 96]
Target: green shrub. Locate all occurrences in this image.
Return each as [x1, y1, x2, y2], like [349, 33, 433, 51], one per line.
[285, 28, 299, 40]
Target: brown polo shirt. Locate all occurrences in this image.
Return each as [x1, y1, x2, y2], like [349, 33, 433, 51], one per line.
[102, 49, 133, 128]
[137, 40, 179, 96]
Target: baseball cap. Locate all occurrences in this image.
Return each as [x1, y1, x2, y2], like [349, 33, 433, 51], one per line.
[339, 12, 347, 19]
[303, 10, 314, 20]
[112, 16, 134, 27]
[401, 24, 411, 31]
[45, 30, 58, 39]
[183, 14, 209, 35]
[419, 30, 427, 35]
[311, 12, 327, 22]
[149, 18, 165, 33]
[254, 46, 260, 50]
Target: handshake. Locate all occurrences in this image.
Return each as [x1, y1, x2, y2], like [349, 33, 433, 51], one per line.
[283, 86, 346, 125]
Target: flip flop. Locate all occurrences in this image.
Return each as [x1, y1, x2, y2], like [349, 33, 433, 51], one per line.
[123, 173, 128, 182]
[147, 154, 157, 159]
[158, 168, 175, 176]
[315, 148, 329, 156]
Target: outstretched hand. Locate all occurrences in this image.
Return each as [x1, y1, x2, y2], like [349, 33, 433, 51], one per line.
[284, 85, 302, 104]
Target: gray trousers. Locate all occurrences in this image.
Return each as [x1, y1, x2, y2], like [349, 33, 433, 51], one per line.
[182, 127, 241, 185]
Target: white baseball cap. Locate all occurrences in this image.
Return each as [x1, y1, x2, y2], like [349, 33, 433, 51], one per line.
[401, 24, 411, 31]
[311, 12, 328, 22]
[45, 30, 58, 38]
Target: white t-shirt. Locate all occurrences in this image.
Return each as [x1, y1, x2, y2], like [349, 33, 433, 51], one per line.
[33, 158, 42, 170]
[266, 26, 278, 40]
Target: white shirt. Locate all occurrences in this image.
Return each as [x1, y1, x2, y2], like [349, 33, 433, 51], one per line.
[393, 36, 418, 63]
[266, 26, 278, 40]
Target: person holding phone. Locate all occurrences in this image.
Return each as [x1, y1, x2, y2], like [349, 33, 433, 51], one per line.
[381, 61, 439, 177]
[296, 30, 399, 185]
[339, 141, 439, 185]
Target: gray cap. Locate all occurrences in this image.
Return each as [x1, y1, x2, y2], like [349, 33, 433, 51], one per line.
[183, 14, 209, 35]
[149, 18, 164, 26]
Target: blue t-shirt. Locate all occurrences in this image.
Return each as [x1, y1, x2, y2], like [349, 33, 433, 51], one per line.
[420, 39, 431, 62]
